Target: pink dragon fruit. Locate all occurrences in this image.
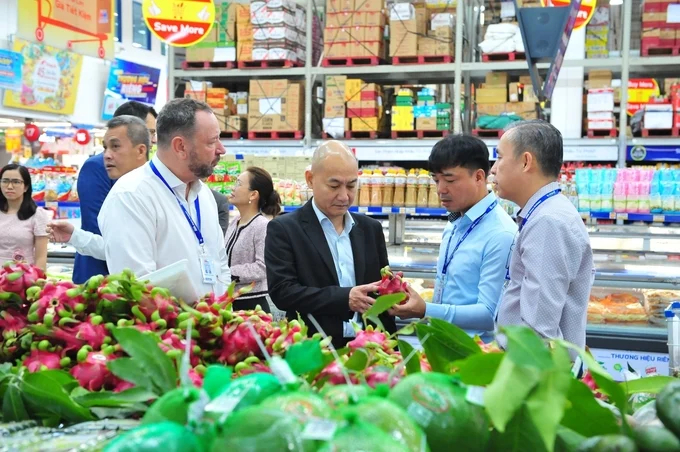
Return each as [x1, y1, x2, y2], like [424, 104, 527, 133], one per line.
[347, 327, 387, 351]
[234, 357, 273, 377]
[582, 370, 605, 399]
[27, 281, 84, 322]
[70, 351, 116, 391]
[54, 317, 109, 352]
[112, 377, 135, 393]
[218, 321, 264, 365]
[265, 320, 304, 355]
[364, 365, 402, 388]
[158, 330, 201, 367]
[0, 262, 45, 302]
[376, 266, 408, 297]
[420, 355, 432, 372]
[188, 368, 204, 387]
[0, 309, 27, 340]
[136, 288, 179, 325]
[316, 361, 359, 386]
[24, 349, 63, 372]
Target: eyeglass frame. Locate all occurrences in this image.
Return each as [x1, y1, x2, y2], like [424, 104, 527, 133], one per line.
[0, 178, 25, 187]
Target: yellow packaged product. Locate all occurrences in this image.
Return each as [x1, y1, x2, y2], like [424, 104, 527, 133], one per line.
[370, 170, 384, 207]
[416, 170, 430, 208]
[393, 169, 406, 207]
[359, 170, 372, 207]
[405, 169, 418, 208]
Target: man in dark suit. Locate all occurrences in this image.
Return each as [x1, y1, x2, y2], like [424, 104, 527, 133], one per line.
[265, 140, 396, 348]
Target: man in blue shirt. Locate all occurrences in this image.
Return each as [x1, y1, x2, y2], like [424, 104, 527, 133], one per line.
[72, 101, 157, 283]
[389, 135, 517, 341]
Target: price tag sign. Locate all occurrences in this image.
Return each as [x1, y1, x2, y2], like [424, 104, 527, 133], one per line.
[653, 215, 666, 223]
[609, 212, 617, 220]
[618, 213, 629, 220]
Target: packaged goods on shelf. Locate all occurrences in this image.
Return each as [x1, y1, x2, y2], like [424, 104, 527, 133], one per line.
[242, 155, 311, 181]
[206, 158, 241, 196]
[587, 89, 615, 130]
[389, 3, 427, 57]
[478, 22, 523, 55]
[585, 6, 610, 59]
[30, 166, 79, 203]
[186, 1, 237, 62]
[324, 0, 387, 60]
[588, 289, 648, 325]
[247, 79, 304, 132]
[323, 77, 387, 135]
[644, 103, 674, 130]
[184, 81, 211, 102]
[391, 88, 415, 131]
[418, 14, 454, 57]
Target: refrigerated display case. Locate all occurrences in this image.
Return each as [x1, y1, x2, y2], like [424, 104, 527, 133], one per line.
[384, 219, 680, 363]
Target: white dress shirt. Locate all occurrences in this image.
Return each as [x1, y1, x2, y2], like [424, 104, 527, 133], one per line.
[68, 228, 105, 260]
[98, 155, 230, 298]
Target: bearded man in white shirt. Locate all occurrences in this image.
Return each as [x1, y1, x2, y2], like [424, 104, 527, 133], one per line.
[97, 98, 230, 297]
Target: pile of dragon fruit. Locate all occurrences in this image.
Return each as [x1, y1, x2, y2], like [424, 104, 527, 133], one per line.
[0, 262, 423, 392]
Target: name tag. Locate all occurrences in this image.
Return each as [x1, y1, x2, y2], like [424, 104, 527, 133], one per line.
[432, 275, 444, 305]
[199, 249, 216, 284]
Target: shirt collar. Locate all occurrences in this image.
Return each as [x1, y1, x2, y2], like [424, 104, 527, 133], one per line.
[311, 198, 355, 235]
[464, 191, 497, 222]
[518, 181, 560, 219]
[151, 154, 203, 199]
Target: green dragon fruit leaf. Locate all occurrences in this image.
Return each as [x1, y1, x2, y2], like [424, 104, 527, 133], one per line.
[345, 349, 369, 372]
[363, 293, 407, 327]
[74, 387, 158, 408]
[2, 381, 29, 422]
[285, 339, 327, 377]
[396, 339, 421, 375]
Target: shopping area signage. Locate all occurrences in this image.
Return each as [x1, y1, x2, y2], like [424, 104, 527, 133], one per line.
[16, 0, 114, 59]
[628, 145, 680, 162]
[540, 0, 597, 30]
[102, 59, 161, 121]
[143, 0, 216, 47]
[0, 50, 23, 92]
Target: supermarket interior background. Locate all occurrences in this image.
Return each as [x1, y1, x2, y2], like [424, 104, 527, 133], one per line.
[1, 0, 680, 385]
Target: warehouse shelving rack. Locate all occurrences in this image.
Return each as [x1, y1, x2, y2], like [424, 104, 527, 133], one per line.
[168, 0, 679, 165]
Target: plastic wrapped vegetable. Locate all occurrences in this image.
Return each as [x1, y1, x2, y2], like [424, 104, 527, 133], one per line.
[142, 387, 201, 426]
[203, 372, 282, 425]
[103, 421, 202, 452]
[319, 412, 409, 452]
[259, 390, 332, 420]
[320, 384, 373, 408]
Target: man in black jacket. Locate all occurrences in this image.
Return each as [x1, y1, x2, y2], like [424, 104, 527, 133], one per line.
[265, 140, 396, 348]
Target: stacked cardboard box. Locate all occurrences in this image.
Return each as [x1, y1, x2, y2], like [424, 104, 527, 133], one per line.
[389, 3, 427, 57]
[641, 2, 678, 51]
[184, 81, 211, 102]
[248, 79, 304, 132]
[237, 4, 254, 62]
[413, 88, 450, 131]
[249, 0, 306, 63]
[322, 76, 386, 134]
[243, 156, 312, 180]
[475, 72, 539, 126]
[587, 89, 615, 130]
[418, 13, 454, 57]
[186, 1, 237, 63]
[324, 0, 387, 60]
[586, 7, 610, 59]
[392, 88, 415, 131]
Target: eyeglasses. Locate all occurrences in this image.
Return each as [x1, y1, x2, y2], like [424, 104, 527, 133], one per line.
[0, 179, 24, 187]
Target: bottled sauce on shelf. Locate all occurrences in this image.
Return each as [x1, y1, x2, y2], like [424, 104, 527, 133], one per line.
[359, 169, 372, 207]
[405, 169, 418, 208]
[370, 170, 383, 207]
[393, 169, 406, 207]
[428, 177, 440, 208]
[416, 170, 430, 208]
[383, 169, 395, 207]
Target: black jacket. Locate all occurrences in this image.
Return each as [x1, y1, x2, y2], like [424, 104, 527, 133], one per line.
[265, 202, 396, 348]
[210, 189, 230, 236]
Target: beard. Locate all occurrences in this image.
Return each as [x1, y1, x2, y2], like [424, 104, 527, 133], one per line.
[188, 149, 217, 179]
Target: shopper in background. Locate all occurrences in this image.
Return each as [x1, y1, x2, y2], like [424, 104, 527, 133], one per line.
[265, 140, 395, 348]
[47, 116, 151, 259]
[225, 167, 281, 311]
[492, 120, 594, 349]
[99, 98, 230, 296]
[72, 101, 157, 283]
[388, 135, 517, 342]
[211, 187, 230, 235]
[0, 164, 49, 270]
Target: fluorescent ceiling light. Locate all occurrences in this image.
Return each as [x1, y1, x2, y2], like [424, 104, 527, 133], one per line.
[610, 0, 622, 4]
[33, 122, 72, 127]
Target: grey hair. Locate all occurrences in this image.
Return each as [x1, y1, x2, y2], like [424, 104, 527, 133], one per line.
[106, 115, 150, 156]
[156, 98, 213, 148]
[503, 120, 563, 178]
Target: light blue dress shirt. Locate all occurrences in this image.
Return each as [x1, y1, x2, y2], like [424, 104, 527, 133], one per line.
[426, 192, 517, 342]
[311, 200, 358, 337]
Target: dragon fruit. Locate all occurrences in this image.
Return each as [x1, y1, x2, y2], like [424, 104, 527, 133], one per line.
[217, 321, 264, 365]
[70, 351, 116, 391]
[27, 281, 85, 322]
[582, 370, 605, 399]
[376, 266, 408, 297]
[475, 338, 502, 354]
[234, 357, 273, 377]
[24, 349, 64, 372]
[112, 377, 135, 393]
[265, 319, 304, 355]
[316, 361, 358, 386]
[0, 262, 45, 302]
[347, 326, 396, 353]
[364, 365, 402, 388]
[158, 330, 201, 367]
[188, 368, 204, 387]
[136, 287, 179, 325]
[0, 309, 27, 340]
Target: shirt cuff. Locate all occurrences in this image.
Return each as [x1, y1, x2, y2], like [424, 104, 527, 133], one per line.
[425, 302, 453, 321]
[68, 228, 89, 249]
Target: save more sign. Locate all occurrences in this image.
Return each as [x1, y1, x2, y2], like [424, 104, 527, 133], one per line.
[540, 0, 597, 30]
[142, 0, 216, 47]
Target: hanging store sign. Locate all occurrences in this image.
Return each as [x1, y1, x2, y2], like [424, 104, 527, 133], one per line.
[3, 39, 83, 116]
[74, 129, 91, 145]
[142, 0, 216, 47]
[628, 145, 680, 162]
[0, 50, 23, 92]
[24, 124, 41, 143]
[627, 79, 661, 116]
[540, 0, 596, 30]
[16, 0, 114, 59]
[102, 59, 161, 121]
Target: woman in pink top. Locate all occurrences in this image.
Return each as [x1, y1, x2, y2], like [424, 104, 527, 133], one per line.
[0, 164, 49, 270]
[225, 167, 281, 312]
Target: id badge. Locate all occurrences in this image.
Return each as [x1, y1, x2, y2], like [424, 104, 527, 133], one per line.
[199, 250, 217, 284]
[432, 275, 444, 305]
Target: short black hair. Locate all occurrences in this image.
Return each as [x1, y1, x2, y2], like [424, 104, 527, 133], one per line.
[503, 120, 563, 178]
[113, 101, 157, 121]
[428, 134, 490, 176]
[156, 98, 213, 148]
[0, 164, 38, 221]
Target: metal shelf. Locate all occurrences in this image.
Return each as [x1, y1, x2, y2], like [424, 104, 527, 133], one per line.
[172, 67, 307, 81]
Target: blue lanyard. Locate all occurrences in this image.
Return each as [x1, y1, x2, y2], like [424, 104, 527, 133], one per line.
[149, 160, 204, 246]
[519, 189, 561, 232]
[442, 200, 497, 275]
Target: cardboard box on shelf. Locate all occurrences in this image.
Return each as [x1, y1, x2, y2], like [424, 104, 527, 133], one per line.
[363, 41, 384, 58]
[642, 12, 667, 23]
[416, 117, 437, 130]
[237, 40, 254, 61]
[237, 23, 254, 41]
[476, 87, 507, 104]
[345, 79, 363, 101]
[476, 103, 508, 116]
[247, 80, 304, 132]
[390, 33, 418, 56]
[365, 11, 387, 27]
[352, 12, 367, 26]
[227, 116, 247, 133]
[358, 0, 384, 12]
[587, 89, 614, 113]
[184, 81, 211, 102]
[644, 107, 673, 130]
[588, 70, 613, 89]
[508, 82, 523, 102]
[327, 0, 355, 12]
[346, 100, 362, 116]
[237, 4, 251, 24]
[642, 28, 660, 39]
[352, 117, 381, 131]
[324, 41, 350, 58]
[523, 85, 539, 103]
[485, 72, 508, 86]
[519, 75, 533, 85]
[363, 26, 384, 41]
[326, 12, 354, 28]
